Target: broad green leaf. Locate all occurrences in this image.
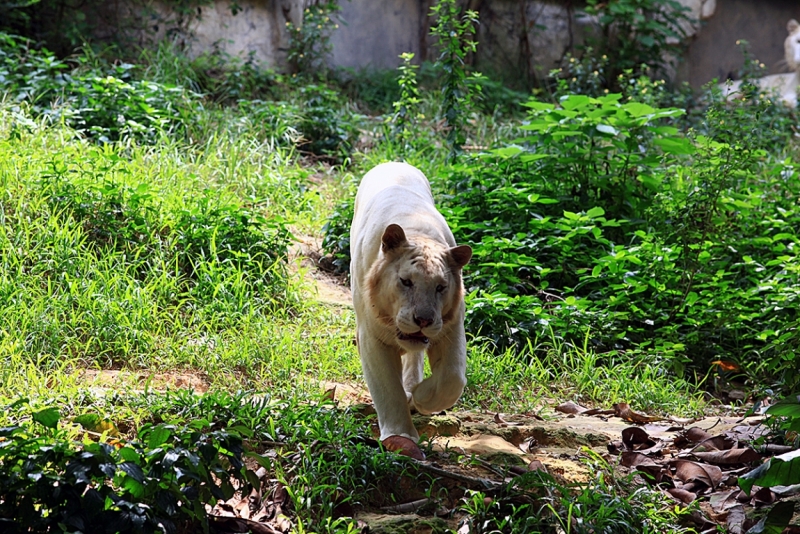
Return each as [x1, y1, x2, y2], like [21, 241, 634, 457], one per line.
[490, 146, 523, 158]
[148, 426, 172, 449]
[559, 95, 593, 110]
[586, 206, 605, 218]
[744, 501, 794, 534]
[74, 413, 119, 436]
[739, 449, 800, 495]
[228, 424, 254, 438]
[245, 450, 273, 470]
[118, 447, 141, 464]
[522, 100, 554, 111]
[623, 102, 656, 117]
[596, 124, 617, 135]
[119, 461, 146, 483]
[33, 407, 60, 429]
[766, 396, 800, 418]
[653, 137, 696, 155]
[551, 130, 584, 139]
[520, 153, 550, 162]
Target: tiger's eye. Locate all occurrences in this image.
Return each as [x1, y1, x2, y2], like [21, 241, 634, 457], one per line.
[401, 278, 413, 287]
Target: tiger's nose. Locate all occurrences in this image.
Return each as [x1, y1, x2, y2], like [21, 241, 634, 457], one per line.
[414, 315, 433, 328]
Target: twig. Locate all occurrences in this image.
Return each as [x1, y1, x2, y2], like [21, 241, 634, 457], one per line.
[416, 461, 499, 489]
[381, 498, 433, 513]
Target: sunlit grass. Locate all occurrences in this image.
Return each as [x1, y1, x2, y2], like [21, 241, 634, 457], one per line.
[464, 332, 707, 417]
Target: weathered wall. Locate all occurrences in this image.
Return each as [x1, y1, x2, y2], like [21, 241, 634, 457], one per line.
[329, 0, 424, 70]
[683, 0, 800, 87]
[121, 0, 800, 89]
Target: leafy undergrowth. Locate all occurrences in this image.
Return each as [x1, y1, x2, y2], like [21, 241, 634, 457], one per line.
[2, 390, 798, 533]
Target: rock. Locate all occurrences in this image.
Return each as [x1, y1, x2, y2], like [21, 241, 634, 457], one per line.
[414, 414, 461, 437]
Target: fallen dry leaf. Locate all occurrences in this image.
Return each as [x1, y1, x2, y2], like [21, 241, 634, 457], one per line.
[711, 360, 741, 372]
[752, 487, 777, 506]
[583, 407, 616, 416]
[667, 487, 697, 504]
[621, 426, 657, 450]
[671, 459, 723, 491]
[709, 489, 741, 513]
[620, 451, 664, 479]
[684, 426, 714, 442]
[613, 402, 664, 424]
[692, 447, 760, 466]
[692, 434, 735, 452]
[555, 401, 588, 415]
[726, 505, 746, 534]
[322, 386, 336, 402]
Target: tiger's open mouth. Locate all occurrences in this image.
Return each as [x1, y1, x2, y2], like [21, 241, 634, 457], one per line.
[398, 331, 429, 344]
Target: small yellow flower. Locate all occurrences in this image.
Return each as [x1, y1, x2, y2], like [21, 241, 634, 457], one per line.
[593, 70, 598, 75]
[572, 77, 577, 82]
[736, 39, 741, 45]
[335, 24, 339, 29]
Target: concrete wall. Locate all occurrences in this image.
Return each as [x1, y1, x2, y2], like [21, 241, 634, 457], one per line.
[683, 0, 800, 87]
[329, 0, 424, 70]
[127, 0, 800, 89]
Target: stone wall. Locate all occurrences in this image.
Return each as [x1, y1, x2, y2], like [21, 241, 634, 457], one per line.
[131, 0, 800, 89]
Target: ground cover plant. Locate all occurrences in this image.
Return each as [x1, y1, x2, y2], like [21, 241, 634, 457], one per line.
[1, 0, 799, 532]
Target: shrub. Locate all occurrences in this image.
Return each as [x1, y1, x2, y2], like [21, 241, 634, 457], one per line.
[0, 399, 258, 533]
[582, 0, 693, 89]
[296, 84, 359, 161]
[286, 0, 342, 79]
[441, 92, 800, 390]
[0, 32, 198, 144]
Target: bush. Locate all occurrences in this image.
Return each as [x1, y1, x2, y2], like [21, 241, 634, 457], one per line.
[444, 92, 800, 389]
[0, 399, 257, 533]
[0, 32, 198, 144]
[296, 84, 359, 161]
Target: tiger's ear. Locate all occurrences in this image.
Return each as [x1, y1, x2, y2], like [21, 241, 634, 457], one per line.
[789, 19, 799, 33]
[449, 245, 472, 268]
[381, 224, 408, 252]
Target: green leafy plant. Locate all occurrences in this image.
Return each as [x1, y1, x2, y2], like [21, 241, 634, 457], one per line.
[583, 0, 693, 88]
[437, 89, 800, 390]
[429, 0, 484, 161]
[296, 84, 359, 160]
[0, 33, 197, 143]
[286, 1, 342, 79]
[389, 52, 423, 152]
[0, 398, 259, 533]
